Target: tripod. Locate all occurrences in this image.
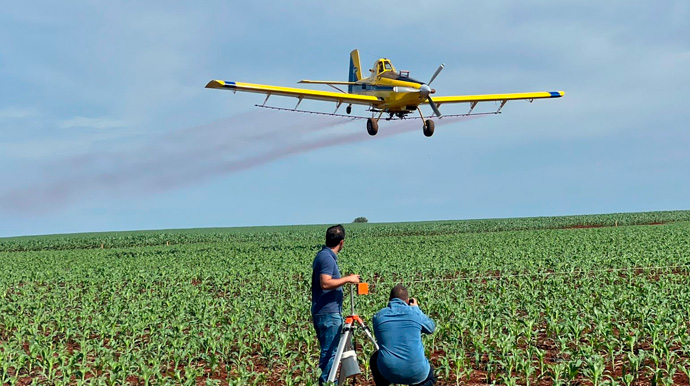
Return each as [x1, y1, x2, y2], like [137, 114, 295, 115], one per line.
[327, 284, 379, 384]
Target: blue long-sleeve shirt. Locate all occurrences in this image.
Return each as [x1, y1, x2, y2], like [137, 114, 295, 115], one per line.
[372, 298, 436, 385]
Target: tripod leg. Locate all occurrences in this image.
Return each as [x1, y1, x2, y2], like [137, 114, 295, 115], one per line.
[356, 319, 379, 351]
[327, 322, 353, 383]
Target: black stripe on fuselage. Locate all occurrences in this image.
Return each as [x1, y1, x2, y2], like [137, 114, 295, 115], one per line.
[357, 84, 395, 91]
[379, 72, 424, 84]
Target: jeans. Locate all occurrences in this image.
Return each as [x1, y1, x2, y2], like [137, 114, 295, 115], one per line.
[370, 350, 437, 386]
[312, 313, 343, 385]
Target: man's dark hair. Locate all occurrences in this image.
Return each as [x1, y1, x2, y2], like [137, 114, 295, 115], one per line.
[389, 284, 409, 302]
[325, 225, 345, 248]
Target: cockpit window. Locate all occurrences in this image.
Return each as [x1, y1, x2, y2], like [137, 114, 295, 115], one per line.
[384, 62, 392, 71]
[378, 62, 384, 73]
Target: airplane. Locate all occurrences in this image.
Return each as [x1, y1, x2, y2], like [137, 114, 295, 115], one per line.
[206, 50, 563, 137]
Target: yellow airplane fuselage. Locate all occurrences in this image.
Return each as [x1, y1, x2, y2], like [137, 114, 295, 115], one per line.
[349, 58, 430, 113]
[353, 78, 425, 111]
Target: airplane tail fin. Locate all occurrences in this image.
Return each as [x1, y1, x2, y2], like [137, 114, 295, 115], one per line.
[348, 49, 362, 93]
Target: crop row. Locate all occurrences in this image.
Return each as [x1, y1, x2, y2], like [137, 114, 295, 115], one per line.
[2, 210, 690, 252]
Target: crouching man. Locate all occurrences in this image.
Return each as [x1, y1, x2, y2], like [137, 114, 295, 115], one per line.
[370, 284, 436, 386]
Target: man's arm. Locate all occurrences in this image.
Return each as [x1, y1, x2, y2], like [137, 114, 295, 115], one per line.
[410, 300, 436, 334]
[419, 313, 436, 334]
[320, 273, 360, 290]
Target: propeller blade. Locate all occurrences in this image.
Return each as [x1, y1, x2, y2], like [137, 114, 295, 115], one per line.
[428, 96, 443, 118]
[428, 64, 445, 85]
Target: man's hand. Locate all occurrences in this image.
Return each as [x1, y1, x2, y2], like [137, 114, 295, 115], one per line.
[346, 274, 361, 284]
[408, 298, 418, 307]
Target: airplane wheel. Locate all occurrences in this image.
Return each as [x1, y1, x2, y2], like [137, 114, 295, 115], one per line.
[367, 118, 379, 136]
[423, 119, 435, 137]
[346, 105, 352, 114]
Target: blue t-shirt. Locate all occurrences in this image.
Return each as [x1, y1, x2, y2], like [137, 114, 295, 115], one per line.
[373, 298, 436, 385]
[311, 246, 343, 315]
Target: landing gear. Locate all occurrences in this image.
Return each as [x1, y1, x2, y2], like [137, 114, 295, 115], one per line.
[366, 118, 379, 136]
[417, 107, 435, 137]
[346, 105, 352, 114]
[423, 119, 435, 137]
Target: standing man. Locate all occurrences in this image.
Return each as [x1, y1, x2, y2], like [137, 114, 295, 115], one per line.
[370, 284, 436, 386]
[311, 224, 360, 385]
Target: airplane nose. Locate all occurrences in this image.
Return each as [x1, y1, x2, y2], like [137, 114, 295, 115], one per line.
[420, 84, 431, 94]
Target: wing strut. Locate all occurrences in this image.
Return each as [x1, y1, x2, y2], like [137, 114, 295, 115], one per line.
[496, 100, 508, 113]
[327, 84, 347, 93]
[468, 101, 478, 114]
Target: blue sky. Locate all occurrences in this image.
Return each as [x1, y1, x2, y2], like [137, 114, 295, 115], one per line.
[1, 1, 688, 237]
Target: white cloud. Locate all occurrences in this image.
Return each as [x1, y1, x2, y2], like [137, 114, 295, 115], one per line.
[0, 139, 86, 160]
[59, 116, 126, 130]
[0, 106, 38, 120]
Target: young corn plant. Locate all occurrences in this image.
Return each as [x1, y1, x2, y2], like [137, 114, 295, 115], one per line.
[547, 362, 567, 386]
[583, 355, 606, 386]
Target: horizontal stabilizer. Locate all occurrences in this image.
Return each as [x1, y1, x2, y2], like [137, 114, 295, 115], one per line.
[298, 80, 358, 85]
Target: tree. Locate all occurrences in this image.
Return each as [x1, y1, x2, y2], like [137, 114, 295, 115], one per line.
[353, 217, 368, 223]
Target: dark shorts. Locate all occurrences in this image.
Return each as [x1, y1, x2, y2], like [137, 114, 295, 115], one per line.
[369, 350, 437, 386]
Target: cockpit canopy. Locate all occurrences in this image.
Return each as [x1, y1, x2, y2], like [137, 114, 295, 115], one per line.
[370, 58, 423, 84]
[373, 59, 396, 75]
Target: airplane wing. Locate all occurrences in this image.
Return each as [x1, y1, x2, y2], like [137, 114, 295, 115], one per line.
[205, 80, 379, 106]
[428, 91, 564, 106]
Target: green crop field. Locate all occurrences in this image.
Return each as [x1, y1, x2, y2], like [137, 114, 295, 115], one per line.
[1, 210, 690, 386]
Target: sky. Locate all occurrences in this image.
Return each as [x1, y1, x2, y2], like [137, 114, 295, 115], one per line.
[0, 1, 688, 237]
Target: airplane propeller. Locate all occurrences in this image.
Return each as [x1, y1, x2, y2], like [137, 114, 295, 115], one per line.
[420, 64, 444, 117]
[428, 64, 444, 86]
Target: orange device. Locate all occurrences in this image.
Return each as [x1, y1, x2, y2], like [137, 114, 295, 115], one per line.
[357, 283, 369, 295]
